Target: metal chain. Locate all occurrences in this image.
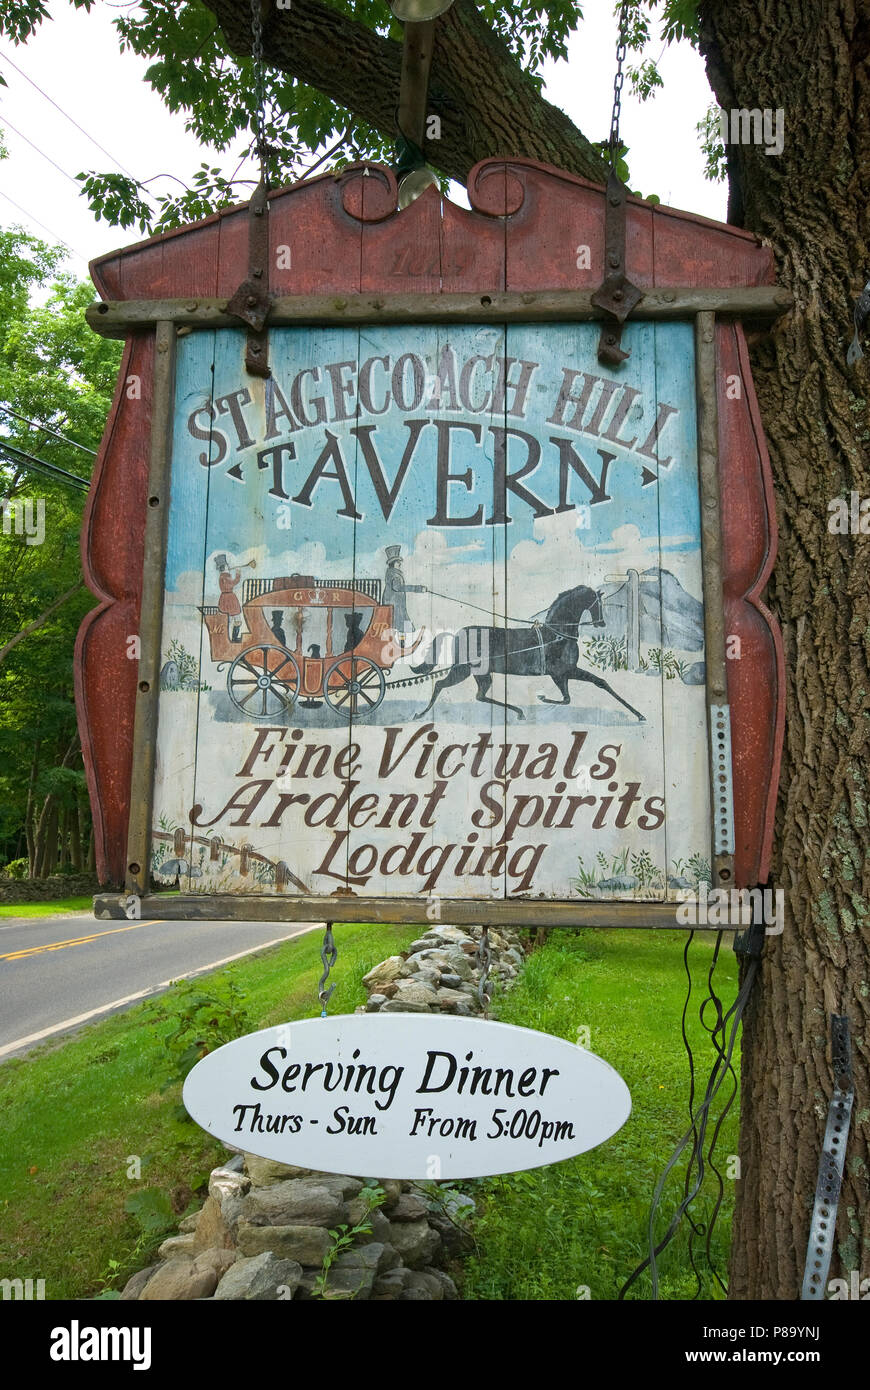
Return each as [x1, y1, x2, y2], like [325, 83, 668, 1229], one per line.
[476, 927, 492, 1015]
[318, 923, 338, 1017]
[608, 0, 630, 167]
[250, 0, 269, 184]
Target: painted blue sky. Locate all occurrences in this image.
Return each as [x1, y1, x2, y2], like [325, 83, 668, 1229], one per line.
[164, 322, 700, 596]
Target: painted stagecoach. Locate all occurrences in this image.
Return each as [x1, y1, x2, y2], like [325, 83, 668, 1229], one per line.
[200, 571, 407, 721]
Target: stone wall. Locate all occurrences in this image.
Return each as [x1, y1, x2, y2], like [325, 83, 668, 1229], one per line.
[122, 923, 527, 1301]
[0, 873, 99, 904]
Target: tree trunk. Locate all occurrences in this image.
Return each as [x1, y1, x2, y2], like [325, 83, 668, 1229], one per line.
[37, 800, 58, 879]
[32, 735, 80, 881]
[32, 793, 52, 879]
[69, 804, 82, 872]
[25, 742, 39, 877]
[698, 0, 870, 1299]
[203, 0, 608, 185]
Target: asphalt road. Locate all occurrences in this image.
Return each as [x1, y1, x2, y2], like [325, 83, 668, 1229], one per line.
[0, 913, 318, 1060]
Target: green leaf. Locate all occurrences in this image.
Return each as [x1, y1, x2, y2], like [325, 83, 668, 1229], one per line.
[124, 1187, 174, 1237]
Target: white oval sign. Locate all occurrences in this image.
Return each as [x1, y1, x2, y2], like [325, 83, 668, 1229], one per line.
[182, 1014, 631, 1179]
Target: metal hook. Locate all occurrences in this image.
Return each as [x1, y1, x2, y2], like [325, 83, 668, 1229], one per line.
[476, 926, 492, 1016]
[318, 922, 338, 1017]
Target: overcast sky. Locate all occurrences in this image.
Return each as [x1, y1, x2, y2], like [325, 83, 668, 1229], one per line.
[0, 0, 727, 281]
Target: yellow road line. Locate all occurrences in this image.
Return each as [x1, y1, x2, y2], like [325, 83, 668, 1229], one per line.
[0, 919, 162, 962]
[0, 924, 319, 1059]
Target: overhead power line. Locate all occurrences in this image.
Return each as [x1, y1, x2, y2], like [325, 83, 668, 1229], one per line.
[0, 113, 81, 187]
[0, 440, 90, 493]
[0, 50, 136, 179]
[0, 407, 97, 457]
[0, 187, 89, 265]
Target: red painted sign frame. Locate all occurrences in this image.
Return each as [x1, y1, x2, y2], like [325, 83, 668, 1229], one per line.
[76, 158, 785, 901]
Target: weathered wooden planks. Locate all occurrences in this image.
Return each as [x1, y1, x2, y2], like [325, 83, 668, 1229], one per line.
[141, 321, 715, 908]
[77, 157, 786, 909]
[86, 286, 791, 339]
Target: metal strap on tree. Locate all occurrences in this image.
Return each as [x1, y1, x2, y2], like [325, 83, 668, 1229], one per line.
[318, 922, 338, 1017]
[801, 1015, 855, 1299]
[591, 0, 643, 367]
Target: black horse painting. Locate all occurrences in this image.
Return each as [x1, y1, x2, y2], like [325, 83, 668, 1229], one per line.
[412, 584, 645, 723]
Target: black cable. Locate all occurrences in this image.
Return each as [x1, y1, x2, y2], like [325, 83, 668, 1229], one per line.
[682, 931, 728, 1298]
[627, 963, 754, 1299]
[0, 441, 90, 492]
[678, 930, 705, 1300]
[0, 407, 97, 456]
[701, 1031, 739, 1295]
[695, 932, 733, 1295]
[618, 955, 760, 1299]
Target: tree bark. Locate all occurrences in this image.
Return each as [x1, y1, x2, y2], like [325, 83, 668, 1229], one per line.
[32, 735, 80, 880]
[32, 793, 52, 879]
[59, 804, 71, 872]
[698, 0, 870, 1300]
[37, 800, 58, 879]
[69, 803, 82, 872]
[202, 0, 608, 185]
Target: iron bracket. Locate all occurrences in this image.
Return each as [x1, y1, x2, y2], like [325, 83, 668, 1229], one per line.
[226, 178, 272, 377]
[590, 170, 644, 366]
[801, 1014, 855, 1299]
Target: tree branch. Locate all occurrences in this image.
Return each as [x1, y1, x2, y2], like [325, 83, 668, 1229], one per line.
[0, 581, 84, 666]
[201, 0, 608, 184]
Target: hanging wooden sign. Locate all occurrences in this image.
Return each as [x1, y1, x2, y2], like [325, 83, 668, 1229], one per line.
[79, 159, 787, 927]
[181, 1013, 632, 1178]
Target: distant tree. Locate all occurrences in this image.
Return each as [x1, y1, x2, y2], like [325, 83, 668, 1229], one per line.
[0, 224, 122, 874]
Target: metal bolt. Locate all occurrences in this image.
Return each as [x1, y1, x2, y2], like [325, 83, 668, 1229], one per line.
[613, 289, 624, 302]
[247, 296, 257, 308]
[250, 343, 261, 354]
[609, 195, 620, 207]
[253, 268, 263, 278]
[608, 253, 620, 269]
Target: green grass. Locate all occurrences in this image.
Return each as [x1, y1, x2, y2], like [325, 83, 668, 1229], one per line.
[0, 921, 418, 1300]
[0, 922, 743, 1302]
[0, 896, 94, 918]
[460, 929, 741, 1301]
